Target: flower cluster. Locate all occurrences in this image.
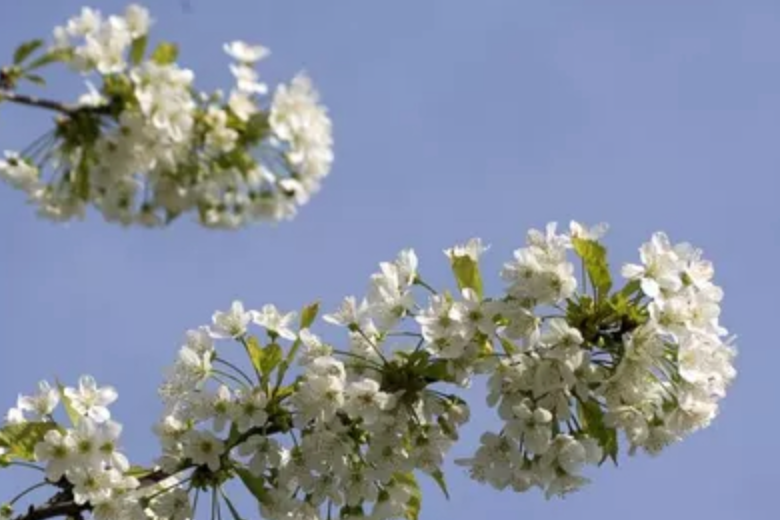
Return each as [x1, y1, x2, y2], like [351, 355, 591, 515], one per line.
[0, 4, 333, 228]
[455, 223, 736, 497]
[155, 289, 467, 520]
[1, 221, 737, 520]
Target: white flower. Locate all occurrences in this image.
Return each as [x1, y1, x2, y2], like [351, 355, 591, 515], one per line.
[229, 64, 268, 95]
[231, 389, 269, 433]
[297, 329, 332, 364]
[184, 327, 214, 355]
[0, 151, 39, 192]
[416, 295, 464, 346]
[17, 380, 60, 420]
[210, 300, 253, 338]
[124, 4, 152, 38]
[66, 7, 102, 37]
[228, 90, 257, 122]
[4, 407, 25, 425]
[224, 41, 270, 63]
[568, 221, 608, 241]
[64, 375, 118, 423]
[343, 379, 390, 425]
[622, 232, 683, 299]
[293, 372, 344, 424]
[252, 304, 297, 340]
[394, 249, 419, 287]
[237, 436, 286, 477]
[451, 288, 497, 339]
[93, 420, 129, 472]
[445, 238, 489, 262]
[183, 431, 224, 472]
[77, 81, 107, 107]
[34, 429, 74, 482]
[324, 297, 368, 328]
[150, 488, 192, 520]
[199, 385, 233, 432]
[67, 466, 122, 505]
[270, 73, 333, 179]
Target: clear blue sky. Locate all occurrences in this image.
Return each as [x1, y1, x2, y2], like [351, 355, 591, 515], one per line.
[1, 1, 778, 519]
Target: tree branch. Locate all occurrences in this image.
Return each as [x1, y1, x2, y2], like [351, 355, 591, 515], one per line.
[0, 90, 75, 115]
[8, 420, 288, 520]
[10, 470, 170, 520]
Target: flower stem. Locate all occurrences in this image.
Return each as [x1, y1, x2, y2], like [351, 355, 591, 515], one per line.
[214, 358, 254, 385]
[9, 481, 49, 506]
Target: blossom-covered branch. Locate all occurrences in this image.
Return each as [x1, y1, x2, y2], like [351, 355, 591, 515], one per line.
[0, 221, 737, 520]
[0, 4, 334, 229]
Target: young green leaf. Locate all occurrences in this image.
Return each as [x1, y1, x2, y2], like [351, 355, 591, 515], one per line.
[0, 422, 61, 461]
[151, 42, 179, 65]
[499, 337, 518, 356]
[339, 505, 365, 519]
[124, 465, 152, 479]
[577, 398, 619, 465]
[129, 36, 148, 66]
[57, 380, 81, 426]
[261, 343, 284, 379]
[393, 473, 422, 520]
[449, 254, 483, 299]
[429, 469, 451, 500]
[235, 466, 271, 505]
[13, 39, 44, 65]
[572, 237, 612, 299]
[26, 48, 73, 71]
[22, 74, 46, 86]
[245, 336, 264, 378]
[300, 301, 320, 329]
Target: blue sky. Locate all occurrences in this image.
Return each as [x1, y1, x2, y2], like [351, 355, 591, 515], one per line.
[1, 1, 778, 519]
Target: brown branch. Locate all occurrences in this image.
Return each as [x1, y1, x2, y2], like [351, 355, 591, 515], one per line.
[0, 90, 76, 115]
[10, 470, 170, 520]
[8, 420, 288, 520]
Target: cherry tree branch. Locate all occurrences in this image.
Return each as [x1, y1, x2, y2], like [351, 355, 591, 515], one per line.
[8, 420, 287, 520]
[0, 90, 76, 115]
[10, 471, 170, 520]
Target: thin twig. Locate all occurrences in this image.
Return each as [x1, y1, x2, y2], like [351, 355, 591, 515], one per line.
[0, 90, 75, 115]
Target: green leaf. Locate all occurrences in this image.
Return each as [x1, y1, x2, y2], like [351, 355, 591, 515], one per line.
[572, 237, 612, 299]
[428, 469, 450, 500]
[245, 336, 265, 376]
[151, 42, 179, 65]
[26, 48, 73, 71]
[22, 74, 45, 86]
[499, 337, 517, 356]
[225, 422, 241, 446]
[423, 360, 454, 384]
[125, 465, 152, 478]
[393, 473, 422, 520]
[261, 343, 283, 379]
[577, 398, 619, 465]
[339, 505, 365, 519]
[618, 279, 641, 300]
[0, 422, 60, 461]
[449, 254, 483, 299]
[129, 36, 148, 66]
[13, 39, 44, 65]
[56, 380, 81, 426]
[274, 301, 320, 392]
[300, 302, 320, 329]
[235, 466, 270, 505]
